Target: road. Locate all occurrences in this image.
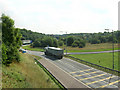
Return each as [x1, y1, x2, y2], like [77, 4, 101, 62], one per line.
[66, 50, 120, 55]
[27, 50, 119, 89]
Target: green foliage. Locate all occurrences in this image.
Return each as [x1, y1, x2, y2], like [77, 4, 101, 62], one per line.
[58, 40, 64, 46]
[71, 39, 86, 48]
[72, 42, 78, 47]
[19, 28, 45, 42]
[32, 36, 59, 48]
[2, 14, 22, 65]
[33, 40, 41, 47]
[2, 42, 8, 65]
[52, 38, 58, 47]
[67, 36, 74, 46]
[90, 38, 100, 44]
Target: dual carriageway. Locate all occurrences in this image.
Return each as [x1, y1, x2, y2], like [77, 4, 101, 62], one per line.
[27, 50, 119, 89]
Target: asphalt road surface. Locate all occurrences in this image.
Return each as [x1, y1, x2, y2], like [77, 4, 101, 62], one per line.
[27, 50, 119, 89]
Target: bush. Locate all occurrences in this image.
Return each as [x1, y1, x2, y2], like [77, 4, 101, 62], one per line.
[79, 44, 84, 48]
[72, 42, 78, 47]
[33, 40, 41, 47]
[58, 40, 64, 46]
[67, 36, 74, 46]
[90, 39, 100, 44]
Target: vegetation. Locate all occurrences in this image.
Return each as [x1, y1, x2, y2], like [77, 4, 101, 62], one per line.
[1, 14, 22, 65]
[60, 43, 118, 53]
[2, 53, 59, 88]
[20, 28, 45, 42]
[62, 31, 120, 44]
[22, 45, 44, 52]
[32, 37, 59, 47]
[69, 52, 118, 71]
[20, 28, 119, 50]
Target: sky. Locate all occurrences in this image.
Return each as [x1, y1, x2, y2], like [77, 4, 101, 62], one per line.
[0, 0, 119, 34]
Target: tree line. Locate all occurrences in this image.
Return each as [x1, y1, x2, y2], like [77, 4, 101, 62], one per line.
[20, 29, 120, 49]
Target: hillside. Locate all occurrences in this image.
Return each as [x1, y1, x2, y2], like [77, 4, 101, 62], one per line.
[2, 53, 59, 88]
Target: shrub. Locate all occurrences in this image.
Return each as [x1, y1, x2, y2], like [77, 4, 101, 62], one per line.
[58, 40, 64, 46]
[72, 42, 78, 47]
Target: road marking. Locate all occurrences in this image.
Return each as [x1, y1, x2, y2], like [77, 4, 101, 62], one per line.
[79, 73, 107, 81]
[70, 69, 92, 74]
[86, 76, 115, 85]
[41, 56, 91, 88]
[74, 71, 99, 77]
[99, 80, 120, 88]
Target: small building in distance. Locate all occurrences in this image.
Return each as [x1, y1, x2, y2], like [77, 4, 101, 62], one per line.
[22, 40, 32, 45]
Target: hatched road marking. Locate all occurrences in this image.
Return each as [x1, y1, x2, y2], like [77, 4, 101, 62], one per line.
[99, 79, 120, 88]
[86, 76, 116, 85]
[74, 71, 99, 77]
[70, 69, 92, 74]
[79, 73, 107, 81]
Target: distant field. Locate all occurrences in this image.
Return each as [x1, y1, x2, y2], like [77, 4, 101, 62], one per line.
[60, 43, 118, 53]
[22, 45, 44, 52]
[70, 52, 119, 71]
[22, 43, 118, 53]
[2, 53, 59, 88]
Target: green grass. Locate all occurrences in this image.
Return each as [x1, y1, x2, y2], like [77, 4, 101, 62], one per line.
[22, 45, 44, 52]
[2, 53, 59, 88]
[60, 43, 118, 53]
[69, 52, 119, 71]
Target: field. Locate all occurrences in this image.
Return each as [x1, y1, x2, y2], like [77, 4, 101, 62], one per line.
[70, 52, 119, 71]
[2, 53, 59, 88]
[61, 43, 118, 53]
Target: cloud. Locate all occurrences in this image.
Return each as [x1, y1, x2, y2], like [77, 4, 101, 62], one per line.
[0, 0, 119, 34]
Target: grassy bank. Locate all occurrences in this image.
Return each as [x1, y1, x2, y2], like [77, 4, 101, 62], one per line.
[69, 52, 119, 71]
[2, 53, 59, 88]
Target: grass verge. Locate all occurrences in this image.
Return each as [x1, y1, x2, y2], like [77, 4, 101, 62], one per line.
[65, 52, 119, 76]
[69, 52, 119, 70]
[2, 53, 61, 88]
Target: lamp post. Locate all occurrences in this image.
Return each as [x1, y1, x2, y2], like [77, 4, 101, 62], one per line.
[60, 31, 67, 55]
[105, 29, 114, 70]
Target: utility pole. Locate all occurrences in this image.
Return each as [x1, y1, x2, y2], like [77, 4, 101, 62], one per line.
[112, 30, 114, 70]
[105, 29, 114, 84]
[60, 31, 68, 55]
[105, 29, 114, 70]
[65, 32, 67, 55]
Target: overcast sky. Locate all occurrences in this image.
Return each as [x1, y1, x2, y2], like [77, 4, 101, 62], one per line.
[0, 0, 119, 34]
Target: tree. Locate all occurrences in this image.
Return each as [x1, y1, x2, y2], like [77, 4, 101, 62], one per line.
[2, 14, 22, 65]
[33, 40, 41, 47]
[67, 36, 74, 46]
[58, 40, 64, 46]
[52, 38, 58, 47]
[90, 38, 100, 44]
[72, 42, 78, 47]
